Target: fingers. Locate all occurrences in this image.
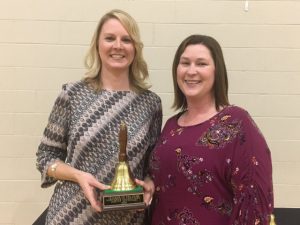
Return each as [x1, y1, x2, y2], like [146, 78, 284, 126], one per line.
[89, 197, 102, 212]
[85, 175, 111, 191]
[84, 187, 102, 212]
[88, 180, 110, 212]
[93, 201, 102, 212]
[135, 178, 155, 192]
[135, 178, 151, 192]
[79, 174, 110, 212]
[135, 178, 145, 188]
[93, 181, 111, 191]
[148, 197, 153, 205]
[135, 178, 154, 206]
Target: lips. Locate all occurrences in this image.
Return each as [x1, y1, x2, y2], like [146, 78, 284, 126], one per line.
[185, 80, 201, 84]
[110, 54, 125, 59]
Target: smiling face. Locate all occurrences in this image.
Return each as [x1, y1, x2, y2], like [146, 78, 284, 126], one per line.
[98, 18, 135, 74]
[176, 44, 216, 104]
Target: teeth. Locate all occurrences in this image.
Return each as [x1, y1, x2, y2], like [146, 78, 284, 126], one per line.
[185, 80, 200, 84]
[111, 54, 124, 59]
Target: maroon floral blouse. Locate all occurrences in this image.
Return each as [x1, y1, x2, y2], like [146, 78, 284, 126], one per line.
[149, 105, 273, 225]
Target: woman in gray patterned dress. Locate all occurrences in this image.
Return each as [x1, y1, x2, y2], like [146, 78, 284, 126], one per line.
[36, 9, 162, 225]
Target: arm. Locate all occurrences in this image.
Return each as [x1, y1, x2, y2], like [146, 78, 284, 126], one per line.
[36, 84, 109, 212]
[229, 113, 273, 225]
[36, 85, 70, 187]
[47, 160, 109, 211]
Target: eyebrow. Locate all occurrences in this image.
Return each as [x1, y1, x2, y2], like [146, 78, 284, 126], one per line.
[180, 56, 207, 61]
[102, 33, 130, 37]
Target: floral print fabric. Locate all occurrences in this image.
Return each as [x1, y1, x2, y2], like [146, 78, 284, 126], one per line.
[150, 106, 273, 225]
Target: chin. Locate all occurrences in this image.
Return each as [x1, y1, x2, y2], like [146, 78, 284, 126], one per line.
[109, 64, 129, 70]
[182, 90, 200, 96]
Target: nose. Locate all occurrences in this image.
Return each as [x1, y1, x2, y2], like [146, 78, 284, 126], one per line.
[187, 64, 197, 75]
[113, 39, 122, 49]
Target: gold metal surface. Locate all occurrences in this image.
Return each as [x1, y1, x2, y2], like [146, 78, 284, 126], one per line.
[110, 122, 136, 191]
[270, 214, 276, 225]
[110, 161, 136, 190]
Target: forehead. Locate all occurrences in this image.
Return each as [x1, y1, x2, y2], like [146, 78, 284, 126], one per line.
[181, 44, 212, 59]
[100, 18, 129, 35]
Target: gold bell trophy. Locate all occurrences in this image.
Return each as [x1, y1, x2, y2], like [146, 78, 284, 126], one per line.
[102, 121, 146, 211]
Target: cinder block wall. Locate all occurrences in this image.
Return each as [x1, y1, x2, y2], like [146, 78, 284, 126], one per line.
[0, 0, 299, 224]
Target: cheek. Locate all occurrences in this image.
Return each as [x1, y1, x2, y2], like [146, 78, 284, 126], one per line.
[211, 69, 216, 84]
[176, 66, 184, 78]
[98, 43, 107, 56]
[208, 72, 215, 91]
[204, 68, 215, 82]
[128, 44, 135, 53]
[128, 46, 135, 61]
[130, 48, 135, 58]
[176, 70, 184, 90]
[176, 68, 182, 84]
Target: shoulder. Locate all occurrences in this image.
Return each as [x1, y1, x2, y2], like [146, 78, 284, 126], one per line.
[139, 90, 162, 104]
[222, 105, 251, 121]
[225, 105, 263, 136]
[61, 80, 87, 91]
[219, 105, 256, 131]
[224, 105, 248, 115]
[61, 80, 93, 96]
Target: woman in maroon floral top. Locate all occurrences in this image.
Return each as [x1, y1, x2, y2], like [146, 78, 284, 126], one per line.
[138, 34, 273, 225]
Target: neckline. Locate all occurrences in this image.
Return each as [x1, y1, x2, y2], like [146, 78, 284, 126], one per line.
[176, 106, 228, 128]
[101, 89, 135, 93]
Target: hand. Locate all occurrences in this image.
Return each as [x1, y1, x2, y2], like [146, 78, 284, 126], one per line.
[76, 171, 111, 212]
[135, 178, 155, 206]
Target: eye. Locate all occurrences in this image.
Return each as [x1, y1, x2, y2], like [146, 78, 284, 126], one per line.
[196, 60, 209, 67]
[104, 36, 114, 41]
[197, 62, 208, 66]
[179, 61, 190, 66]
[122, 37, 133, 43]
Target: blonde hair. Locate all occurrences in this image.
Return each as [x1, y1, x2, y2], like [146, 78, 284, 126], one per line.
[84, 9, 150, 92]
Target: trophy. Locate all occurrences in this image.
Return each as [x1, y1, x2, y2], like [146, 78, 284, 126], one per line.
[102, 121, 146, 211]
[269, 214, 276, 225]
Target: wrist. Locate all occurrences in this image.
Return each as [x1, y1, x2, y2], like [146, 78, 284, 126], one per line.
[72, 169, 85, 183]
[50, 161, 59, 179]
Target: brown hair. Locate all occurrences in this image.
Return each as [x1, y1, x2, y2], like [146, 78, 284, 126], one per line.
[172, 34, 229, 111]
[84, 9, 149, 92]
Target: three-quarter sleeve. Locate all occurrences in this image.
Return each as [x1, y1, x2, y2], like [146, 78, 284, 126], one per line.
[36, 84, 70, 188]
[229, 112, 273, 225]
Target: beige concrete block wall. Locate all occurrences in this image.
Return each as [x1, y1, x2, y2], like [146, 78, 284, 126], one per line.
[0, 0, 299, 224]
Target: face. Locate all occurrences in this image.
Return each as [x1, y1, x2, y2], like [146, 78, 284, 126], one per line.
[98, 18, 135, 73]
[177, 44, 215, 103]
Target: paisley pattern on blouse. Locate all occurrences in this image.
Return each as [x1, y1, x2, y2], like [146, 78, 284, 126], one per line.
[197, 113, 242, 149]
[175, 148, 212, 196]
[202, 196, 232, 215]
[167, 208, 200, 225]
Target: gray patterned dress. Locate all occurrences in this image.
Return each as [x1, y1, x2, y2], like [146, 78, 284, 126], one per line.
[36, 80, 162, 225]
